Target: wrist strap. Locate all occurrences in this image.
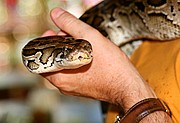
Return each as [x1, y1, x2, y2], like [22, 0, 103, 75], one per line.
[115, 98, 171, 123]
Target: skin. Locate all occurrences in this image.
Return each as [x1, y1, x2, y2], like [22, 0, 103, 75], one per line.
[41, 8, 173, 123]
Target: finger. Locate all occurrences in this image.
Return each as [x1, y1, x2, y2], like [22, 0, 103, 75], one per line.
[57, 31, 68, 36]
[50, 8, 100, 40]
[42, 30, 67, 37]
[42, 30, 57, 37]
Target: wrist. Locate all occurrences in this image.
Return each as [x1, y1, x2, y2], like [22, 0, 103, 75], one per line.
[115, 98, 172, 123]
[122, 80, 157, 112]
[112, 66, 157, 111]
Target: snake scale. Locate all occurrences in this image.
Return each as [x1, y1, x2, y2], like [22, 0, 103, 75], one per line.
[22, 0, 180, 73]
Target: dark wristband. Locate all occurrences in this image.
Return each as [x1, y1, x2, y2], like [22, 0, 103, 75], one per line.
[115, 98, 171, 123]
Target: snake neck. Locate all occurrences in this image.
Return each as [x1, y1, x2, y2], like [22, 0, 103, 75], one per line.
[80, 0, 180, 46]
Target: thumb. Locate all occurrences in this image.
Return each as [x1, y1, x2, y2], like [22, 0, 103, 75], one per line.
[50, 8, 98, 40]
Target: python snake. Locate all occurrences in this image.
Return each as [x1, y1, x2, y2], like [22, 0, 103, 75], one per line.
[22, 0, 180, 73]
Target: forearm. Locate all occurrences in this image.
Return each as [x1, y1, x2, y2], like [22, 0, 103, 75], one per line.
[112, 60, 173, 123]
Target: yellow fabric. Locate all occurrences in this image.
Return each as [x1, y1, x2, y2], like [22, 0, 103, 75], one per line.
[105, 38, 180, 123]
[131, 39, 180, 123]
[105, 105, 119, 123]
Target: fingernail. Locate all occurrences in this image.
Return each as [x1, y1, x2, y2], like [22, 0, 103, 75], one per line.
[51, 8, 65, 18]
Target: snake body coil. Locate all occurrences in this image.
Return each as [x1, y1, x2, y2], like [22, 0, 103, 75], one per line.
[22, 0, 180, 74]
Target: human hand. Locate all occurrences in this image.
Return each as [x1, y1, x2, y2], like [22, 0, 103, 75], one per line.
[41, 8, 155, 110]
[40, 8, 173, 123]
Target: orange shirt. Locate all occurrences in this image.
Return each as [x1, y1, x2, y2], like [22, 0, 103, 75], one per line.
[105, 38, 180, 123]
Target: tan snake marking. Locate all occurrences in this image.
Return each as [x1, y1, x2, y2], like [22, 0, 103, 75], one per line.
[22, 0, 180, 73]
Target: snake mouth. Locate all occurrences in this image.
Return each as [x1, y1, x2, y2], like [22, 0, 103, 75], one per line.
[70, 50, 92, 61]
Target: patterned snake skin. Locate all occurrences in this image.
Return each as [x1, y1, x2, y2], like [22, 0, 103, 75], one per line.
[22, 0, 180, 73]
[80, 0, 180, 55]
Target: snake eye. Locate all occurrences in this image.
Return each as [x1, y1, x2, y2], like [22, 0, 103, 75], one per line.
[78, 56, 83, 61]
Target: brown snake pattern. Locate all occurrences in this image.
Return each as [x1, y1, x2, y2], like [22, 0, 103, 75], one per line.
[22, 0, 180, 73]
[80, 0, 180, 46]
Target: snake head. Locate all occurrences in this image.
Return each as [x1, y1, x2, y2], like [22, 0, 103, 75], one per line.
[54, 39, 93, 70]
[22, 36, 93, 74]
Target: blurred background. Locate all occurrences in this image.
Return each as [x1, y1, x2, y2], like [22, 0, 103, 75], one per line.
[0, 0, 105, 123]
